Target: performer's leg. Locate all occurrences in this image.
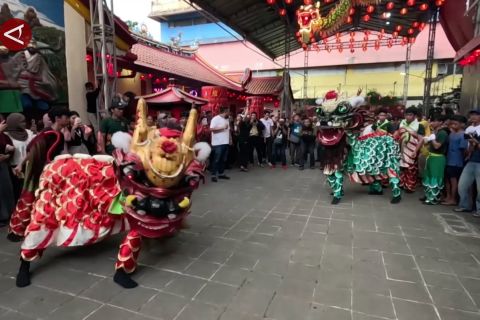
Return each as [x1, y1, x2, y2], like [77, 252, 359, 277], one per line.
[401, 165, 418, 193]
[327, 171, 344, 205]
[16, 248, 44, 287]
[8, 190, 36, 241]
[422, 156, 445, 205]
[114, 230, 142, 288]
[389, 175, 402, 204]
[368, 181, 383, 195]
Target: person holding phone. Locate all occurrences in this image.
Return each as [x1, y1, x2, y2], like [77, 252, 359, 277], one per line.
[272, 117, 288, 169]
[455, 110, 480, 216]
[4, 113, 35, 201]
[248, 112, 265, 167]
[442, 115, 468, 206]
[236, 112, 251, 172]
[65, 111, 92, 155]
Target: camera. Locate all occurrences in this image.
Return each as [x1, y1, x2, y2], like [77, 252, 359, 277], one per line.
[465, 133, 480, 141]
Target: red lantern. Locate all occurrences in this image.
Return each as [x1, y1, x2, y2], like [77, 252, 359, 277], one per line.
[349, 8, 355, 15]
[366, 5, 375, 13]
[363, 14, 371, 22]
[148, 73, 153, 79]
[346, 16, 353, 23]
[85, 54, 93, 62]
[419, 3, 429, 11]
[279, 8, 286, 16]
[266, 0, 275, 4]
[412, 21, 419, 28]
[386, 2, 395, 10]
[393, 31, 399, 38]
[400, 7, 408, 15]
[140, 75, 146, 81]
[395, 25, 403, 32]
[304, 0, 312, 4]
[435, 0, 444, 6]
[408, 28, 414, 35]
[155, 78, 161, 84]
[285, 0, 293, 4]
[406, 0, 415, 6]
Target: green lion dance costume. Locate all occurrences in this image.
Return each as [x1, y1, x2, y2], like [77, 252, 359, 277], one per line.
[316, 91, 402, 205]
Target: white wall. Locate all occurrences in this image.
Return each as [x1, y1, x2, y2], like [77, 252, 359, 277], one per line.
[64, 3, 88, 120]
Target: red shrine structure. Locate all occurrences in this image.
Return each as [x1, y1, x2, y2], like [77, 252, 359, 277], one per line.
[140, 82, 208, 119]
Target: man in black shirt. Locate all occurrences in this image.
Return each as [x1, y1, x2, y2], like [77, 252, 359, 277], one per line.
[85, 82, 100, 133]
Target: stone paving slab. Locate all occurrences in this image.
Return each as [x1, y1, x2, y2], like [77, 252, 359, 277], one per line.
[2, 167, 480, 319]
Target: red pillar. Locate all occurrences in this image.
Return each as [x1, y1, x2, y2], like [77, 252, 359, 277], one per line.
[246, 96, 265, 116]
[201, 86, 230, 115]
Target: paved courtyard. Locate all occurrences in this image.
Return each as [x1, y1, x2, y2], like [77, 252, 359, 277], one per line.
[2, 167, 480, 320]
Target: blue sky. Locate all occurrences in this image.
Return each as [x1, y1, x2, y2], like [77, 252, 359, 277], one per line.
[21, 0, 64, 26]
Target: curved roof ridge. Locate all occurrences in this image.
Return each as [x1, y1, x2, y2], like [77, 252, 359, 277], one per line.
[193, 54, 243, 89]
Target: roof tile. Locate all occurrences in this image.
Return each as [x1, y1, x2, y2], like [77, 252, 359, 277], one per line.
[132, 44, 242, 91]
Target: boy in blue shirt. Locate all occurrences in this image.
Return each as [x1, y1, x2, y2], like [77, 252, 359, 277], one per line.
[443, 115, 468, 205]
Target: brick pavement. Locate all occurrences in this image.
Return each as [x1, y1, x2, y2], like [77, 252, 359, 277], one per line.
[1, 167, 480, 319]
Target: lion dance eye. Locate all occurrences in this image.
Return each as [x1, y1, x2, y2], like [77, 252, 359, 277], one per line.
[336, 104, 349, 114]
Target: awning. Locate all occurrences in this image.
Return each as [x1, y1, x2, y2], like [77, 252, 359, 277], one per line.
[189, 0, 435, 58]
[440, 0, 475, 52]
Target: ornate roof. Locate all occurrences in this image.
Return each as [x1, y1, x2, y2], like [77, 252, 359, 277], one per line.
[132, 43, 243, 91]
[140, 86, 208, 105]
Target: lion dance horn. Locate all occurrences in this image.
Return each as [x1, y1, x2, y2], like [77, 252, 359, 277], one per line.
[181, 103, 199, 165]
[131, 98, 150, 151]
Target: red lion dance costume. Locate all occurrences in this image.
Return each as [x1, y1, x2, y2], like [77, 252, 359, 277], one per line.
[393, 118, 423, 193]
[10, 100, 210, 288]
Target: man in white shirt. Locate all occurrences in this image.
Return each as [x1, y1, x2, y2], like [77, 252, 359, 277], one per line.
[210, 106, 231, 182]
[260, 111, 274, 166]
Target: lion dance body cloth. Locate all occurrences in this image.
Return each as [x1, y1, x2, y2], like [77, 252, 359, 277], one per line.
[316, 91, 402, 205]
[10, 99, 211, 288]
[394, 119, 424, 193]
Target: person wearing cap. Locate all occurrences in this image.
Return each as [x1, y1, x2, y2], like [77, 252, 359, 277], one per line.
[99, 97, 128, 155]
